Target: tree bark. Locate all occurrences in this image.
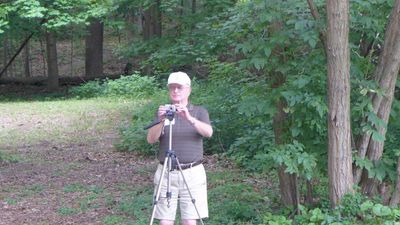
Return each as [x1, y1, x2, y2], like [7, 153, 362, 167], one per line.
[192, 0, 196, 14]
[2, 37, 9, 77]
[142, 1, 162, 40]
[154, 0, 162, 37]
[45, 31, 59, 90]
[85, 19, 104, 79]
[326, 0, 353, 208]
[390, 158, 400, 206]
[354, 0, 400, 194]
[23, 41, 31, 78]
[273, 96, 299, 208]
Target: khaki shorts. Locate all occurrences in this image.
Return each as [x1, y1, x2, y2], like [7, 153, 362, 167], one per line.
[153, 163, 208, 220]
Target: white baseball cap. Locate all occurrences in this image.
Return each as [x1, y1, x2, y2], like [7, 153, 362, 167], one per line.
[167, 72, 191, 87]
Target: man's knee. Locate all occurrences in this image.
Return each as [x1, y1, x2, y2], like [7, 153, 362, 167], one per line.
[182, 219, 197, 225]
[160, 219, 175, 225]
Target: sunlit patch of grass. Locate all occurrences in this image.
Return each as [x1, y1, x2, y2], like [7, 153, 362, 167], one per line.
[21, 184, 45, 197]
[62, 183, 106, 212]
[63, 183, 86, 193]
[4, 197, 17, 205]
[102, 215, 134, 225]
[58, 206, 79, 216]
[0, 97, 137, 148]
[0, 150, 20, 163]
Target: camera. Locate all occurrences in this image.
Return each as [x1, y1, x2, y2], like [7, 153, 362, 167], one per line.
[165, 104, 177, 113]
[165, 104, 177, 120]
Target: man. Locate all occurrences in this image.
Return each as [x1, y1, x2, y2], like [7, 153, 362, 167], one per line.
[147, 71, 213, 225]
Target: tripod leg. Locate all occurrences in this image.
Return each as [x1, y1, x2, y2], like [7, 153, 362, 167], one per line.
[149, 157, 169, 225]
[175, 158, 206, 225]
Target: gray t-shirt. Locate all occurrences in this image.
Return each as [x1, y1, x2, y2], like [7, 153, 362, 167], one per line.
[157, 104, 211, 163]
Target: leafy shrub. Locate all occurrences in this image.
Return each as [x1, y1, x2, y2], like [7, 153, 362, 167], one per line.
[115, 93, 168, 155]
[68, 80, 105, 98]
[261, 192, 400, 225]
[104, 74, 159, 98]
[69, 73, 159, 99]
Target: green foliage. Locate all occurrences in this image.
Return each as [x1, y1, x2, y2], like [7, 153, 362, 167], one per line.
[104, 75, 159, 98]
[288, 193, 400, 225]
[261, 212, 293, 225]
[115, 97, 166, 155]
[69, 73, 159, 99]
[68, 80, 104, 98]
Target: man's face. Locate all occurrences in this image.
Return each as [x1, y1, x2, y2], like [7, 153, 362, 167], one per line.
[168, 83, 191, 103]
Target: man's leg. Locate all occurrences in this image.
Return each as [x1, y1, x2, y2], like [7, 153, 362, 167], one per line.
[179, 165, 208, 222]
[153, 165, 179, 222]
[160, 220, 175, 225]
[182, 219, 197, 225]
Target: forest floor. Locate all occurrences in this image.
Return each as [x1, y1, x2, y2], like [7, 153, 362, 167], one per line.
[0, 86, 275, 225]
[0, 87, 174, 225]
[0, 90, 150, 225]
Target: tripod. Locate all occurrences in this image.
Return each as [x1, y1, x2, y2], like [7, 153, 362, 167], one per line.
[149, 111, 205, 225]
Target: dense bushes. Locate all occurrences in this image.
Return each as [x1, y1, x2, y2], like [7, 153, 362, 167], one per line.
[262, 193, 400, 224]
[69, 73, 159, 99]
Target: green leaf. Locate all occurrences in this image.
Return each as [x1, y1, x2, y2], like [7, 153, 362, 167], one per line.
[372, 204, 391, 217]
[371, 130, 385, 142]
[360, 200, 373, 211]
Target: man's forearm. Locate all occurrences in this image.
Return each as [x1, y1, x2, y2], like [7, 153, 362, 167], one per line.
[147, 123, 164, 144]
[188, 117, 213, 138]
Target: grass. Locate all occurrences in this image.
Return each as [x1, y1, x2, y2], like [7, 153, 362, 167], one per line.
[0, 150, 21, 163]
[0, 97, 136, 147]
[0, 93, 278, 224]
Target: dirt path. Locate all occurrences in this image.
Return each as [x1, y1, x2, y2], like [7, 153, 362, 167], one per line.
[0, 99, 156, 225]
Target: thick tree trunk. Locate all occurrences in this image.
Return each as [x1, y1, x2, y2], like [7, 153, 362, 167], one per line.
[273, 97, 299, 208]
[23, 42, 30, 78]
[278, 166, 299, 208]
[326, 0, 353, 208]
[390, 158, 400, 206]
[3, 37, 9, 77]
[192, 0, 196, 14]
[85, 19, 104, 79]
[354, 0, 400, 193]
[142, 1, 162, 40]
[142, 8, 151, 40]
[154, 0, 162, 37]
[45, 31, 59, 90]
[127, 12, 136, 42]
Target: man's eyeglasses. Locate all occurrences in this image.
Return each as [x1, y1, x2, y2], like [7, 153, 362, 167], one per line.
[168, 85, 188, 92]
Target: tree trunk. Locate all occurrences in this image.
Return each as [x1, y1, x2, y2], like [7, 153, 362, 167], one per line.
[45, 31, 59, 91]
[142, 2, 161, 40]
[192, 0, 196, 14]
[354, 0, 400, 194]
[142, 7, 151, 40]
[273, 97, 299, 208]
[390, 158, 400, 206]
[3, 37, 9, 77]
[127, 12, 136, 42]
[278, 166, 299, 208]
[154, 0, 162, 37]
[85, 19, 104, 79]
[23, 41, 31, 78]
[40, 39, 47, 77]
[326, 0, 353, 208]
